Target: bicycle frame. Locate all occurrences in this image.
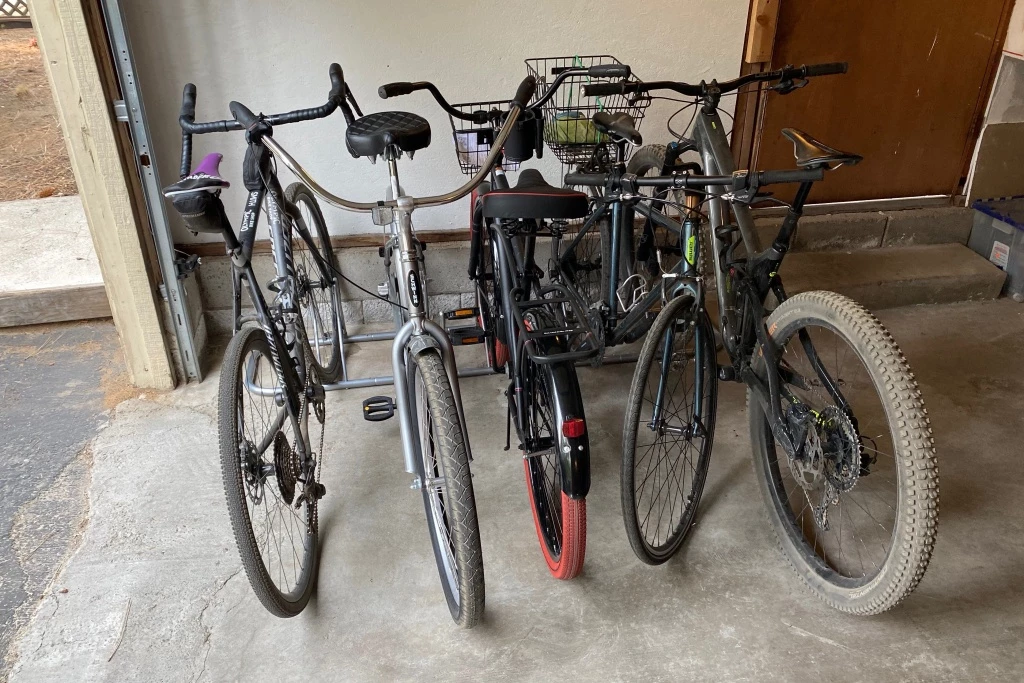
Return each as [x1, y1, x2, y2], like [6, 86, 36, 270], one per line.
[478, 168, 592, 498]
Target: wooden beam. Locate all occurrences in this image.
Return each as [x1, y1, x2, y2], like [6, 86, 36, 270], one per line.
[0, 286, 111, 328]
[27, 0, 175, 389]
[745, 0, 780, 64]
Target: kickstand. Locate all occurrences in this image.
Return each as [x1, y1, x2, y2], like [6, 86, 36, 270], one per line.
[504, 390, 512, 452]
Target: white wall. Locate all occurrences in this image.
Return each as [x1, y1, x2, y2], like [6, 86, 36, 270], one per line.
[123, 0, 748, 243]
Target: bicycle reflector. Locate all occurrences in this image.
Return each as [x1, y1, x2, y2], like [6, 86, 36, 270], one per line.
[561, 417, 586, 438]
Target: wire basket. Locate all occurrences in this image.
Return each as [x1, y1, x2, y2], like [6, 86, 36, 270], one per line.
[524, 55, 650, 167]
[448, 100, 539, 176]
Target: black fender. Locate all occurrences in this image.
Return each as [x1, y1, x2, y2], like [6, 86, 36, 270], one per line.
[543, 361, 590, 500]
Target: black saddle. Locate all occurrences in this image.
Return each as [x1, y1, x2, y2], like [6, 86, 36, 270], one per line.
[592, 111, 642, 146]
[481, 169, 589, 220]
[345, 111, 431, 159]
[782, 128, 862, 169]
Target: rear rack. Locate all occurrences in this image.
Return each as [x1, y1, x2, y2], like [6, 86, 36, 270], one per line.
[510, 283, 600, 365]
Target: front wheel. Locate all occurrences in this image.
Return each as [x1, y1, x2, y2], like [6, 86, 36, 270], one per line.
[749, 290, 938, 614]
[287, 182, 343, 383]
[621, 294, 718, 564]
[409, 349, 484, 627]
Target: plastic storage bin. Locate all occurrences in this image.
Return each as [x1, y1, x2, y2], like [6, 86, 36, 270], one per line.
[969, 197, 1024, 302]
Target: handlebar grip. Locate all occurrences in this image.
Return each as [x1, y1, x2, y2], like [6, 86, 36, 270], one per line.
[564, 172, 607, 187]
[328, 63, 345, 101]
[587, 64, 631, 79]
[583, 82, 630, 97]
[378, 82, 418, 99]
[512, 75, 537, 109]
[229, 101, 259, 128]
[757, 168, 825, 185]
[181, 84, 197, 121]
[803, 62, 848, 77]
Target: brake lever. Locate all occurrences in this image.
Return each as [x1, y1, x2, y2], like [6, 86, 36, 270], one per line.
[770, 78, 809, 95]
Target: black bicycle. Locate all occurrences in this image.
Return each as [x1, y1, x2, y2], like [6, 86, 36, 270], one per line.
[163, 67, 351, 617]
[573, 64, 939, 614]
[378, 65, 631, 578]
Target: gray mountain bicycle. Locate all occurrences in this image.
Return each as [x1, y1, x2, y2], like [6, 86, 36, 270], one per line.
[572, 64, 938, 614]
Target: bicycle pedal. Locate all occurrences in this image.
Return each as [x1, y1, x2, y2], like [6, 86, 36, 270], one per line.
[444, 307, 479, 321]
[717, 364, 737, 382]
[448, 326, 486, 346]
[444, 307, 485, 345]
[362, 395, 395, 422]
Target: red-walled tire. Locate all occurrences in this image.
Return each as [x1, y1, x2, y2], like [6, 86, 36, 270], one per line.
[524, 461, 587, 580]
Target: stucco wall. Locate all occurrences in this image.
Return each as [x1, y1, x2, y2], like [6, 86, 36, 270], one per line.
[123, 0, 748, 243]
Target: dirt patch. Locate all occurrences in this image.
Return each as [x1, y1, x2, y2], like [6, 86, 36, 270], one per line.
[0, 27, 77, 201]
[99, 362, 141, 410]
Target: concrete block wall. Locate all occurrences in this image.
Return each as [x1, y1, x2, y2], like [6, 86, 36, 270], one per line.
[196, 206, 976, 336]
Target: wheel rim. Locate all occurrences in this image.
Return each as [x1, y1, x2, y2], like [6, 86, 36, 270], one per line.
[413, 362, 460, 606]
[762, 321, 900, 586]
[632, 313, 712, 559]
[523, 360, 563, 561]
[293, 196, 339, 372]
[236, 341, 315, 600]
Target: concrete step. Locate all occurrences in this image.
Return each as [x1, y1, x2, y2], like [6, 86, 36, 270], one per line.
[779, 243, 1006, 309]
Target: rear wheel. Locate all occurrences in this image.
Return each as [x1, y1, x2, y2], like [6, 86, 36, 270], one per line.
[219, 326, 320, 617]
[749, 291, 938, 614]
[476, 229, 509, 370]
[522, 353, 588, 579]
[409, 349, 485, 627]
[622, 294, 717, 564]
[286, 182, 342, 383]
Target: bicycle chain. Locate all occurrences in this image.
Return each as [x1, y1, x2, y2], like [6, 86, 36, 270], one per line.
[782, 354, 862, 531]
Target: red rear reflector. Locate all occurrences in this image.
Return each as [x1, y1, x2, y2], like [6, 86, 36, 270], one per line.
[561, 417, 586, 438]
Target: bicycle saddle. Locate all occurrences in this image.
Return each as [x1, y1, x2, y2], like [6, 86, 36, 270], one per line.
[481, 169, 589, 220]
[345, 111, 431, 159]
[163, 153, 230, 196]
[782, 128, 862, 169]
[592, 111, 642, 146]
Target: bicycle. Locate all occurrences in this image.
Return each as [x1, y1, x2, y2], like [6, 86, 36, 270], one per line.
[377, 63, 629, 579]
[165, 63, 538, 627]
[573, 64, 939, 614]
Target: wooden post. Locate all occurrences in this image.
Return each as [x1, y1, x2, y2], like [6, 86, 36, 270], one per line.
[27, 0, 175, 389]
[745, 0, 780, 64]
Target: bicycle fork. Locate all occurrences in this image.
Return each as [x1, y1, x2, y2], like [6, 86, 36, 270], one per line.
[386, 196, 475, 483]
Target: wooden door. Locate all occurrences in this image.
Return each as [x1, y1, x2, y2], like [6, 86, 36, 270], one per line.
[741, 0, 1013, 203]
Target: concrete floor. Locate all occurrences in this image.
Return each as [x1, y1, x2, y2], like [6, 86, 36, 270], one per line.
[0, 197, 100, 292]
[5, 300, 1024, 681]
[0, 322, 131, 679]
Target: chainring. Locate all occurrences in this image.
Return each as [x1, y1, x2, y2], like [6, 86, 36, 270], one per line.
[820, 406, 861, 493]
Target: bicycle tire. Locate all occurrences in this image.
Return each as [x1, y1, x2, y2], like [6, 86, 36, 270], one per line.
[748, 291, 938, 614]
[477, 229, 509, 370]
[409, 349, 485, 627]
[285, 182, 343, 383]
[522, 357, 588, 579]
[219, 326, 318, 617]
[621, 294, 717, 564]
